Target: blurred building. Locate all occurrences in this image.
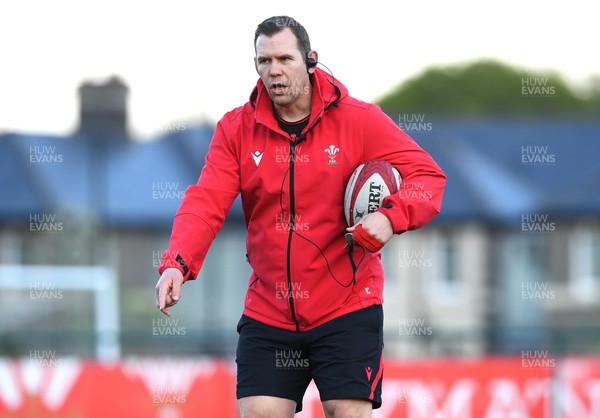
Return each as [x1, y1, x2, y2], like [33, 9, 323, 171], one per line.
[0, 77, 247, 357]
[0, 78, 599, 359]
[385, 120, 600, 358]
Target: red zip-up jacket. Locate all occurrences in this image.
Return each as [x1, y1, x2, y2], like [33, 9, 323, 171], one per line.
[159, 68, 446, 331]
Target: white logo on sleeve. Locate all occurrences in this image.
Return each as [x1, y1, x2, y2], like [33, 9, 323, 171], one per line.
[251, 151, 264, 167]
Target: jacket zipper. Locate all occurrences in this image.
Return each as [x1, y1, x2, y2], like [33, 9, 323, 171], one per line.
[286, 135, 302, 332]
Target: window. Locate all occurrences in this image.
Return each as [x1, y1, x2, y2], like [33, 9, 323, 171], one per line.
[430, 230, 460, 304]
[569, 226, 600, 303]
[0, 230, 24, 264]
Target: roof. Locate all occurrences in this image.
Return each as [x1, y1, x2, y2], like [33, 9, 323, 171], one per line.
[1, 118, 598, 228]
[411, 118, 600, 225]
[0, 126, 237, 228]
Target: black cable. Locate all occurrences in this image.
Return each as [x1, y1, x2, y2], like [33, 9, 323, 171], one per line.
[278, 183, 365, 288]
[275, 60, 364, 288]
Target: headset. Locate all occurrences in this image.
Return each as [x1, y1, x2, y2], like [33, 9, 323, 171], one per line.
[306, 54, 318, 71]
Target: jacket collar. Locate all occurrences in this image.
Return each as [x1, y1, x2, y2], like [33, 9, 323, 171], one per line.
[249, 68, 347, 137]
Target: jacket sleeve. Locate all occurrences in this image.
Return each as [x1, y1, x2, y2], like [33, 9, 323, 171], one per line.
[363, 105, 446, 234]
[158, 115, 240, 281]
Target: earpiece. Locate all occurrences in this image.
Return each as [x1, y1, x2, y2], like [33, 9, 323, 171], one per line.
[306, 53, 317, 71]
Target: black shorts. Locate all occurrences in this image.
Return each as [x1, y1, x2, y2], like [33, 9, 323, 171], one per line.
[236, 305, 384, 413]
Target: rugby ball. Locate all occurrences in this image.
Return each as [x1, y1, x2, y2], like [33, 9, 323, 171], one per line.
[344, 160, 401, 227]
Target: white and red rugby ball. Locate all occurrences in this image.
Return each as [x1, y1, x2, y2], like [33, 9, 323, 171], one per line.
[344, 160, 402, 227]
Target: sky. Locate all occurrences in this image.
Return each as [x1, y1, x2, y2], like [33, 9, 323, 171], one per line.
[0, 0, 598, 139]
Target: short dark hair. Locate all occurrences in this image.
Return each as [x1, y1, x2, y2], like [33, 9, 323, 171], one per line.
[254, 16, 311, 61]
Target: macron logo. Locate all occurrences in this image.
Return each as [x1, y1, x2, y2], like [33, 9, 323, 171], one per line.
[251, 151, 264, 167]
[365, 366, 373, 381]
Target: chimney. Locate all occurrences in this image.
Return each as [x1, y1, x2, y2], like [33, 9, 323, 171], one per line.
[78, 76, 129, 142]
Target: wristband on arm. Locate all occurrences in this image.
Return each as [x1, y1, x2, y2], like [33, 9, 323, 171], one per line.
[158, 254, 191, 280]
[353, 224, 384, 253]
[175, 254, 190, 277]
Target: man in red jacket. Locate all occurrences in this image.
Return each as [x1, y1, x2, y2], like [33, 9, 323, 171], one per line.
[156, 16, 446, 418]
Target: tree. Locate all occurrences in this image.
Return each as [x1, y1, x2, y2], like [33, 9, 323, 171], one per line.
[376, 60, 600, 117]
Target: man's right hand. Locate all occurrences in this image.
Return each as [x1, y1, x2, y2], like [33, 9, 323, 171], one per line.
[155, 268, 184, 316]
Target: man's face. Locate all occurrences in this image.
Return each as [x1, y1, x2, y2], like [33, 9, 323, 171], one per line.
[255, 28, 310, 108]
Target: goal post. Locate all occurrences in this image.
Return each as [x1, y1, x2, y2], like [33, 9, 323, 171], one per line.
[0, 264, 120, 361]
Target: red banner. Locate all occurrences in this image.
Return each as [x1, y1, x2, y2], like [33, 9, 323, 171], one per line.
[0, 357, 598, 417]
[558, 357, 600, 418]
[299, 358, 552, 418]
